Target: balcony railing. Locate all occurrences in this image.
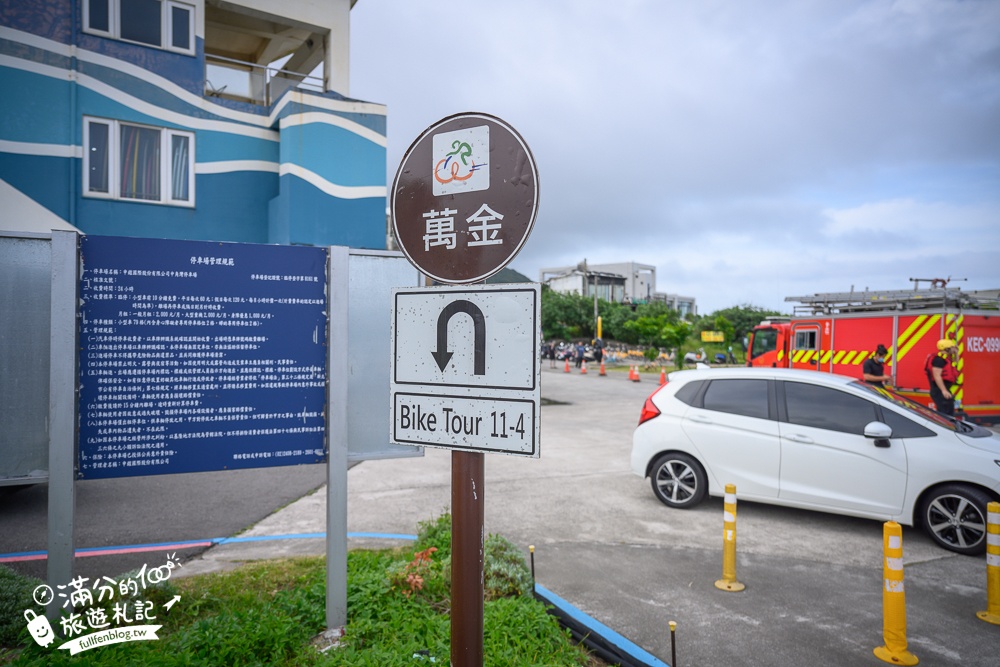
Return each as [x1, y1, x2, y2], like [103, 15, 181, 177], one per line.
[205, 55, 324, 106]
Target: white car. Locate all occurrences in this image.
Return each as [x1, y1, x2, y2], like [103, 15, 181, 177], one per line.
[630, 368, 1000, 555]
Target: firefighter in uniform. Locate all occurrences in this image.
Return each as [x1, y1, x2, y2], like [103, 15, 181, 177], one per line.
[926, 339, 959, 416]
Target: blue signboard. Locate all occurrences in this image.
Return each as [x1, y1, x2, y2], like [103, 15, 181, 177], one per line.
[78, 236, 328, 478]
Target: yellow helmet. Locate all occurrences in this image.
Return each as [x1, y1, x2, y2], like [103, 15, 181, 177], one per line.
[937, 338, 957, 351]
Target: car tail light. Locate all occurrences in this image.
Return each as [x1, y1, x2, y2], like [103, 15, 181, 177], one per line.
[638, 392, 662, 426]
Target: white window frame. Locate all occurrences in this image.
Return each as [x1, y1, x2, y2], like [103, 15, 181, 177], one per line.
[83, 117, 195, 207]
[82, 0, 113, 38]
[83, 0, 196, 56]
[165, 1, 195, 53]
[794, 330, 817, 351]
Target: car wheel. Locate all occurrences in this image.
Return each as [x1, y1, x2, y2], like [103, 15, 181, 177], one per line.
[649, 453, 707, 509]
[919, 484, 992, 555]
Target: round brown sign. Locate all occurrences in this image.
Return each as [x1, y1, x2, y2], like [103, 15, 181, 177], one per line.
[391, 112, 539, 284]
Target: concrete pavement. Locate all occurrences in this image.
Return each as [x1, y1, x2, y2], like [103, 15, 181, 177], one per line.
[179, 365, 998, 666]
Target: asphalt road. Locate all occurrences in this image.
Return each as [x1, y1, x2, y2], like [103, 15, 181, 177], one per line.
[0, 464, 327, 582]
[339, 365, 998, 667]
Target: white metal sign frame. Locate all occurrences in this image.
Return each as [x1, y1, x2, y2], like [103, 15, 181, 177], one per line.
[390, 283, 541, 457]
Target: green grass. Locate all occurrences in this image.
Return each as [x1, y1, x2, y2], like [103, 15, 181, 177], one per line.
[1, 515, 596, 666]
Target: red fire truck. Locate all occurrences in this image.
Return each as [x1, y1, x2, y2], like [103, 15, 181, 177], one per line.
[746, 287, 1000, 423]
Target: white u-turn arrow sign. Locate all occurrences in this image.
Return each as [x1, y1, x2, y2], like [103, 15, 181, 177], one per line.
[390, 283, 540, 457]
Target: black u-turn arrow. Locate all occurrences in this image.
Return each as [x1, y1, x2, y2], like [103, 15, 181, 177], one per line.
[431, 300, 486, 374]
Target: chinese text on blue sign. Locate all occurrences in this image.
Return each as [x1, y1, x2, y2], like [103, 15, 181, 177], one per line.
[78, 236, 327, 478]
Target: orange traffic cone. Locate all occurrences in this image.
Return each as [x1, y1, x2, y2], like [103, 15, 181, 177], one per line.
[659, 368, 666, 385]
[599, 360, 606, 376]
[581, 360, 588, 374]
[564, 358, 571, 373]
[627, 365, 635, 381]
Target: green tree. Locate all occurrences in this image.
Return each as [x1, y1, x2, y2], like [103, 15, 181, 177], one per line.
[599, 300, 633, 342]
[713, 315, 736, 345]
[622, 315, 664, 346]
[661, 320, 692, 369]
[622, 315, 691, 367]
[541, 286, 593, 340]
[633, 301, 680, 322]
[707, 304, 787, 348]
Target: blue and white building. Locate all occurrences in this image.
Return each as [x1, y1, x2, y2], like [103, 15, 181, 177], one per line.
[0, 0, 387, 248]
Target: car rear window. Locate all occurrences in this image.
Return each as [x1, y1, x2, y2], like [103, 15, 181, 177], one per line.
[702, 379, 769, 420]
[674, 380, 704, 406]
[783, 381, 878, 435]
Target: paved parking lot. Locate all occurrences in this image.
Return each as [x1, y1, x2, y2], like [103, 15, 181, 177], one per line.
[9, 362, 994, 664]
[341, 366, 997, 666]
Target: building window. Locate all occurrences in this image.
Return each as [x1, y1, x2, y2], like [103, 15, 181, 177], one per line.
[84, 0, 195, 55]
[84, 117, 194, 206]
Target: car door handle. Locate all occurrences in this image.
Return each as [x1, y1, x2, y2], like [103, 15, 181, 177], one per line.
[785, 434, 814, 444]
[688, 414, 714, 424]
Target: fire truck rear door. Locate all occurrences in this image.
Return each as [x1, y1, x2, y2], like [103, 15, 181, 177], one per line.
[790, 323, 822, 372]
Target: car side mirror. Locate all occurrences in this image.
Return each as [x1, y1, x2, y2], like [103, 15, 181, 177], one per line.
[864, 421, 892, 448]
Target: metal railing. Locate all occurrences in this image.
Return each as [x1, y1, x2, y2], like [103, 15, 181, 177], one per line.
[205, 54, 324, 106]
[786, 288, 1000, 315]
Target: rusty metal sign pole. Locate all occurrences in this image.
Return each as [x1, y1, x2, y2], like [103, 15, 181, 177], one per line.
[452, 449, 485, 667]
[451, 270, 485, 667]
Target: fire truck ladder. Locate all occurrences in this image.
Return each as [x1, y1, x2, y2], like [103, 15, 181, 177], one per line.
[785, 289, 1000, 315]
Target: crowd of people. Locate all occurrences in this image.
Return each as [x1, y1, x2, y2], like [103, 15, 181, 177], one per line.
[548, 336, 965, 420]
[542, 339, 606, 369]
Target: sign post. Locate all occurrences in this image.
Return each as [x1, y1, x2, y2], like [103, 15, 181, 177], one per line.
[390, 112, 539, 667]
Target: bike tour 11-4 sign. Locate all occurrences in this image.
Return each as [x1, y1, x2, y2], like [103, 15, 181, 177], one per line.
[390, 283, 541, 457]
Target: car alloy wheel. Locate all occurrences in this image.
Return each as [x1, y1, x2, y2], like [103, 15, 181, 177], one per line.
[920, 484, 991, 555]
[649, 453, 707, 509]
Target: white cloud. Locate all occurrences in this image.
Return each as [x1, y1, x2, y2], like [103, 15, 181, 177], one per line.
[351, 0, 1000, 315]
[822, 199, 1000, 242]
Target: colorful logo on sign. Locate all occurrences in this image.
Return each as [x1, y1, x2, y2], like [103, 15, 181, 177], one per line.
[433, 126, 489, 196]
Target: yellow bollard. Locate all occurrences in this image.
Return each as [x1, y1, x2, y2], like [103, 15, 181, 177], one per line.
[529, 544, 536, 586]
[714, 483, 745, 592]
[874, 521, 918, 665]
[977, 502, 1000, 625]
[669, 620, 677, 666]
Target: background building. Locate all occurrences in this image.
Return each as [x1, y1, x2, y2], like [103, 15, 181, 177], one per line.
[540, 261, 698, 316]
[542, 268, 626, 303]
[0, 0, 386, 248]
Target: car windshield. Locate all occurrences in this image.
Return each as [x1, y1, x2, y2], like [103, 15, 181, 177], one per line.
[851, 382, 969, 432]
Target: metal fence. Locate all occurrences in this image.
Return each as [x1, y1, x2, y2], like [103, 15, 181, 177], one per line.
[205, 55, 324, 106]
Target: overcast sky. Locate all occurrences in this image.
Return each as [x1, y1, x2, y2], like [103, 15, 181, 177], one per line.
[349, 0, 1000, 314]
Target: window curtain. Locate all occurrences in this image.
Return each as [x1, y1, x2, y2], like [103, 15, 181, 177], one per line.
[120, 125, 160, 201]
[170, 134, 190, 201]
